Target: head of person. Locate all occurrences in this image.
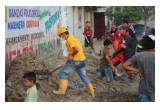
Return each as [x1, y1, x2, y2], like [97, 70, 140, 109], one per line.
[122, 18, 129, 26]
[150, 28, 155, 36]
[143, 35, 155, 50]
[104, 39, 113, 49]
[111, 24, 117, 31]
[119, 26, 128, 34]
[86, 21, 91, 27]
[23, 71, 36, 88]
[56, 27, 69, 40]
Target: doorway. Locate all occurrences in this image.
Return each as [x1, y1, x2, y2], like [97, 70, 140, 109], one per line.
[94, 12, 105, 39]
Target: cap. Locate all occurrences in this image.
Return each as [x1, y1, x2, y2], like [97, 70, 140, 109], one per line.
[112, 24, 116, 29]
[55, 27, 68, 36]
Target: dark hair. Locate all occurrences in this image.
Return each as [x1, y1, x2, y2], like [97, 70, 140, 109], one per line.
[143, 35, 155, 50]
[86, 21, 90, 23]
[150, 28, 155, 35]
[64, 31, 69, 35]
[119, 26, 128, 30]
[23, 71, 36, 83]
[104, 39, 113, 46]
[122, 18, 129, 24]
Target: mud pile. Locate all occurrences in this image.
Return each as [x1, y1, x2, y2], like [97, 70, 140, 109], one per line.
[5, 47, 139, 102]
[5, 51, 61, 102]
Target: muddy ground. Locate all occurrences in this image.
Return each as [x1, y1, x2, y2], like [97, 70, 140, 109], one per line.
[5, 43, 140, 102]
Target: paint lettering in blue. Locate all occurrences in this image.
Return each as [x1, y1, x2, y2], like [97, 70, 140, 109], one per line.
[23, 9, 39, 17]
[9, 8, 24, 18]
[9, 8, 39, 18]
[8, 21, 25, 30]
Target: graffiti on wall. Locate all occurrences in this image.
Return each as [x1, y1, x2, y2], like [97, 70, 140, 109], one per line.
[6, 6, 63, 66]
[7, 8, 39, 30]
[39, 10, 51, 20]
[45, 11, 60, 33]
[9, 8, 39, 18]
[38, 41, 53, 57]
[5, 41, 36, 66]
[6, 32, 44, 45]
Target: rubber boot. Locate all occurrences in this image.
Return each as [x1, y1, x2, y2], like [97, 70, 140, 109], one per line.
[86, 83, 95, 97]
[53, 79, 68, 95]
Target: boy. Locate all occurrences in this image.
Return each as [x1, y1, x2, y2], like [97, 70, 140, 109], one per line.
[123, 35, 155, 102]
[23, 71, 37, 102]
[83, 21, 94, 50]
[95, 39, 115, 91]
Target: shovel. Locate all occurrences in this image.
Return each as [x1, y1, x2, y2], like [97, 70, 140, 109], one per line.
[85, 36, 95, 50]
[48, 66, 62, 75]
[47, 66, 62, 86]
[85, 36, 90, 44]
[113, 69, 124, 77]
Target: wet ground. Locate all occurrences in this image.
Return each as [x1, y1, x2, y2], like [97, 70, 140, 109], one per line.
[5, 39, 140, 102]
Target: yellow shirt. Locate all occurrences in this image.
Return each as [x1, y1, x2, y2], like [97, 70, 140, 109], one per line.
[66, 35, 85, 61]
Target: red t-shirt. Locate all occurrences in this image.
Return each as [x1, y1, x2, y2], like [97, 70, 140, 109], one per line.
[83, 27, 92, 36]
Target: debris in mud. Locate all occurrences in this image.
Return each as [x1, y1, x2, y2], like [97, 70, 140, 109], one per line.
[5, 47, 139, 102]
[68, 81, 85, 89]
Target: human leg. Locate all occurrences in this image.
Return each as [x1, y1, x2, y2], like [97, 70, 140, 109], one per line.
[88, 36, 95, 50]
[75, 61, 95, 97]
[95, 66, 105, 89]
[104, 67, 114, 90]
[53, 61, 74, 95]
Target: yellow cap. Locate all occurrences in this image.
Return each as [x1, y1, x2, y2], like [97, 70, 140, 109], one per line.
[55, 27, 68, 37]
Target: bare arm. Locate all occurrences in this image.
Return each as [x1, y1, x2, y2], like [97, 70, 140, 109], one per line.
[122, 60, 140, 73]
[123, 60, 144, 80]
[105, 55, 115, 70]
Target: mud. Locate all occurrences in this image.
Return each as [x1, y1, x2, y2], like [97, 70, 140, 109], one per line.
[5, 47, 139, 102]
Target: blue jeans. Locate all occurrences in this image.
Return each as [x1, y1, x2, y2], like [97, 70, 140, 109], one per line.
[139, 93, 155, 102]
[58, 60, 91, 84]
[97, 65, 113, 83]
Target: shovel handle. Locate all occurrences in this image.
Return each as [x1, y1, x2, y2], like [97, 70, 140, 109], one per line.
[85, 36, 90, 43]
[48, 66, 62, 75]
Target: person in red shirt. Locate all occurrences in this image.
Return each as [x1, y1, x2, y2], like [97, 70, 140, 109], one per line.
[110, 24, 120, 51]
[112, 26, 128, 69]
[83, 21, 94, 50]
[112, 26, 137, 82]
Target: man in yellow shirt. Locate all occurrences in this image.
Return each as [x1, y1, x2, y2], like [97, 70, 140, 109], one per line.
[53, 27, 95, 97]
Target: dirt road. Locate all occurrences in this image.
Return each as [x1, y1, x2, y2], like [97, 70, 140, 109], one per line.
[5, 39, 140, 102]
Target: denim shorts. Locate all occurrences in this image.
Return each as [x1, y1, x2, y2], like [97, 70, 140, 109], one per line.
[58, 60, 91, 84]
[97, 65, 113, 83]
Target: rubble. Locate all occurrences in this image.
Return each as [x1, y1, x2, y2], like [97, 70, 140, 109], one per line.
[5, 47, 139, 102]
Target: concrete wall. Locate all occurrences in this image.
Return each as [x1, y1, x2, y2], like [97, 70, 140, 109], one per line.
[5, 6, 93, 67]
[5, 6, 67, 66]
[66, 7, 74, 35]
[73, 7, 85, 45]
